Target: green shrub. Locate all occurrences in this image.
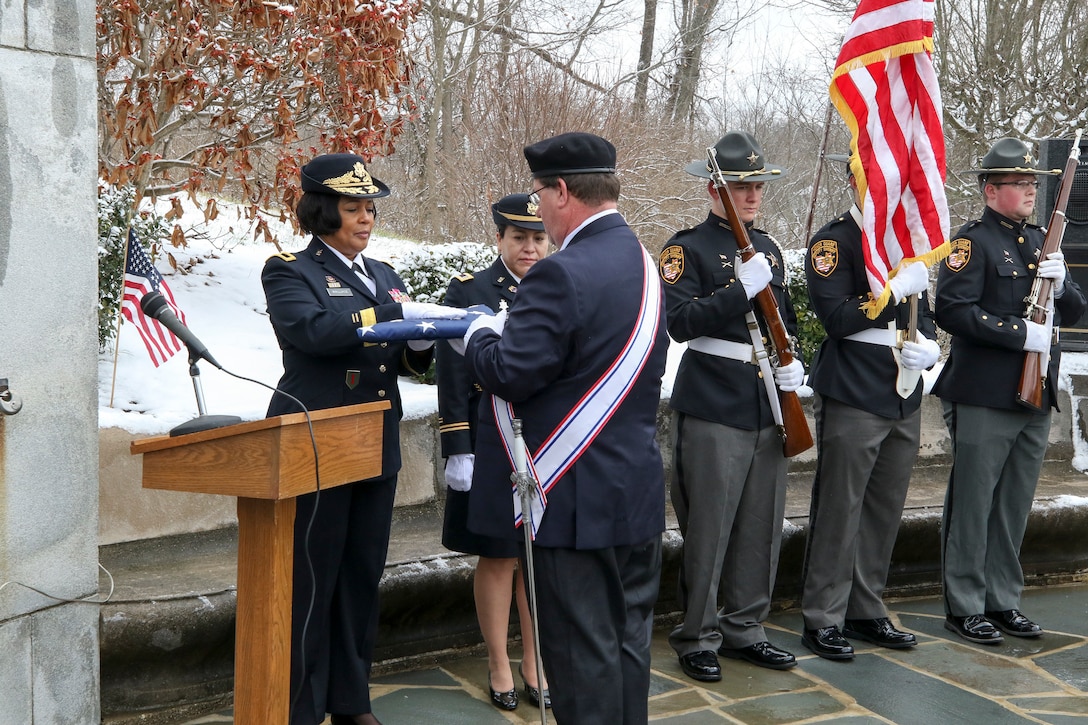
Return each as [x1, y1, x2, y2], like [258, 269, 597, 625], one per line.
[390, 241, 497, 382]
[98, 185, 170, 350]
[783, 248, 826, 367]
[390, 241, 496, 304]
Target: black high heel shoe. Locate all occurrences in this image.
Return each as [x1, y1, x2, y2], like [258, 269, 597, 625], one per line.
[519, 664, 552, 709]
[488, 673, 519, 710]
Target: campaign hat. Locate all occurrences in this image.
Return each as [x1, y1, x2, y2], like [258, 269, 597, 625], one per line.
[300, 153, 391, 197]
[971, 138, 1060, 176]
[524, 133, 617, 178]
[491, 193, 545, 231]
[685, 131, 787, 182]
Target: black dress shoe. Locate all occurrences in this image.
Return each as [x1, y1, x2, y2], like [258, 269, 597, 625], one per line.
[519, 664, 551, 709]
[801, 626, 855, 660]
[678, 650, 722, 682]
[488, 673, 519, 710]
[718, 641, 797, 670]
[843, 617, 917, 649]
[985, 609, 1042, 637]
[944, 614, 1003, 644]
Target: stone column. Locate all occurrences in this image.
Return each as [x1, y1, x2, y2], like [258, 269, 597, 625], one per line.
[0, 1, 101, 723]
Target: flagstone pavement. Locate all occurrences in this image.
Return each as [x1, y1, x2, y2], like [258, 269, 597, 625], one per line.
[185, 581, 1088, 725]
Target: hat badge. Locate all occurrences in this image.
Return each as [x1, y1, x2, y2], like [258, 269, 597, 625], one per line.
[747, 151, 760, 167]
[1023, 151, 1034, 164]
[526, 200, 540, 216]
[323, 162, 379, 195]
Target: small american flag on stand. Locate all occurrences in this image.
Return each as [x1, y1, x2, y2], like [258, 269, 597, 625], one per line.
[121, 229, 186, 366]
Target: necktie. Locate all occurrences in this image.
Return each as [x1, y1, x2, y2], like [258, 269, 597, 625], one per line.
[352, 262, 376, 295]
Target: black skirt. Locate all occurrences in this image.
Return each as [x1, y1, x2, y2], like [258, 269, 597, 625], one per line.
[442, 487, 520, 558]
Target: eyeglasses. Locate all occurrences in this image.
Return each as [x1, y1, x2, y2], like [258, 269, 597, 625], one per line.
[528, 185, 549, 206]
[991, 180, 1040, 189]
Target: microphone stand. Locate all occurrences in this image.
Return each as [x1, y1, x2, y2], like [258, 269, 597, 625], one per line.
[169, 346, 242, 437]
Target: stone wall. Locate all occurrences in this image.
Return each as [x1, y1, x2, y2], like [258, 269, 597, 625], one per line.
[0, 1, 101, 723]
[101, 380, 1080, 546]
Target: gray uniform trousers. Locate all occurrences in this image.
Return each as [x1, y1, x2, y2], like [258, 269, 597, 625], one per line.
[801, 395, 919, 628]
[669, 412, 788, 654]
[941, 401, 1050, 616]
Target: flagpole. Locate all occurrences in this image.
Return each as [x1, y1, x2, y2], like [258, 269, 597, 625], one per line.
[108, 220, 135, 408]
[803, 99, 836, 244]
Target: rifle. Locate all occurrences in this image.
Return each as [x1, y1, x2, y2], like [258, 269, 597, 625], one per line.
[1016, 128, 1083, 411]
[706, 148, 814, 457]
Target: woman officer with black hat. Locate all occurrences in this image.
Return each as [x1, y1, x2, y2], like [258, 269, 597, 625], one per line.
[262, 153, 465, 725]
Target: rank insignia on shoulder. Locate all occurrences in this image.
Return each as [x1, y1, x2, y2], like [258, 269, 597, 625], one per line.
[811, 239, 838, 277]
[270, 252, 296, 262]
[659, 245, 685, 284]
[454, 272, 473, 282]
[946, 238, 971, 271]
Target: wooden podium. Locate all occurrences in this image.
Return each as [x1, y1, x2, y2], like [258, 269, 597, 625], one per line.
[130, 401, 390, 724]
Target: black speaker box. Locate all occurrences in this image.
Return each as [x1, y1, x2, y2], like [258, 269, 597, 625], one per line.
[1038, 136, 1088, 350]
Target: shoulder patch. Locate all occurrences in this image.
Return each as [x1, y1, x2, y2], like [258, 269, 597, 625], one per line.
[453, 272, 474, 283]
[946, 237, 971, 272]
[268, 251, 296, 262]
[810, 239, 838, 277]
[659, 245, 685, 284]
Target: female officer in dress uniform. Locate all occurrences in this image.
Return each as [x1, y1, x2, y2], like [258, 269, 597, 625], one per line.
[435, 193, 551, 711]
[262, 153, 464, 725]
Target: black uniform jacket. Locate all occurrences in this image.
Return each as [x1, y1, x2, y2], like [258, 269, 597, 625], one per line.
[659, 212, 798, 431]
[466, 213, 669, 550]
[933, 207, 1087, 412]
[805, 209, 936, 419]
[262, 236, 432, 478]
[436, 257, 517, 457]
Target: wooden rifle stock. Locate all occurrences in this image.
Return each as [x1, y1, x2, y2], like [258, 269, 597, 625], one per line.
[706, 149, 813, 457]
[1016, 129, 1083, 411]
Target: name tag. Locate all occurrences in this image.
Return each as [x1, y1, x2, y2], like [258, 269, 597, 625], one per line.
[326, 288, 354, 297]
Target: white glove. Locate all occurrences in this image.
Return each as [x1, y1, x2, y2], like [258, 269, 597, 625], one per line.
[888, 261, 930, 300]
[407, 338, 435, 351]
[1037, 252, 1066, 295]
[900, 337, 940, 371]
[773, 358, 804, 392]
[1023, 319, 1050, 353]
[738, 252, 773, 299]
[444, 453, 475, 492]
[401, 301, 467, 320]
[460, 309, 508, 349]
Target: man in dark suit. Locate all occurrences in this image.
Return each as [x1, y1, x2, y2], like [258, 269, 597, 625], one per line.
[935, 137, 1086, 645]
[800, 154, 938, 660]
[262, 153, 464, 725]
[460, 132, 669, 725]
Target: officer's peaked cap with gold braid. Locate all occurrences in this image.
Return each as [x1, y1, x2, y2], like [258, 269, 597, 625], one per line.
[301, 153, 391, 198]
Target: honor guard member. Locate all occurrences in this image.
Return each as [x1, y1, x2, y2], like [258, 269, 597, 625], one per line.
[659, 131, 803, 681]
[461, 133, 670, 725]
[934, 137, 1085, 645]
[436, 193, 550, 711]
[799, 154, 939, 660]
[262, 153, 465, 725]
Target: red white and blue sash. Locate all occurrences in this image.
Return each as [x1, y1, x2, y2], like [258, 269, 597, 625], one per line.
[493, 246, 662, 539]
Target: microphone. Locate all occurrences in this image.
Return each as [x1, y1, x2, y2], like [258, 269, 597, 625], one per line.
[140, 291, 222, 369]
